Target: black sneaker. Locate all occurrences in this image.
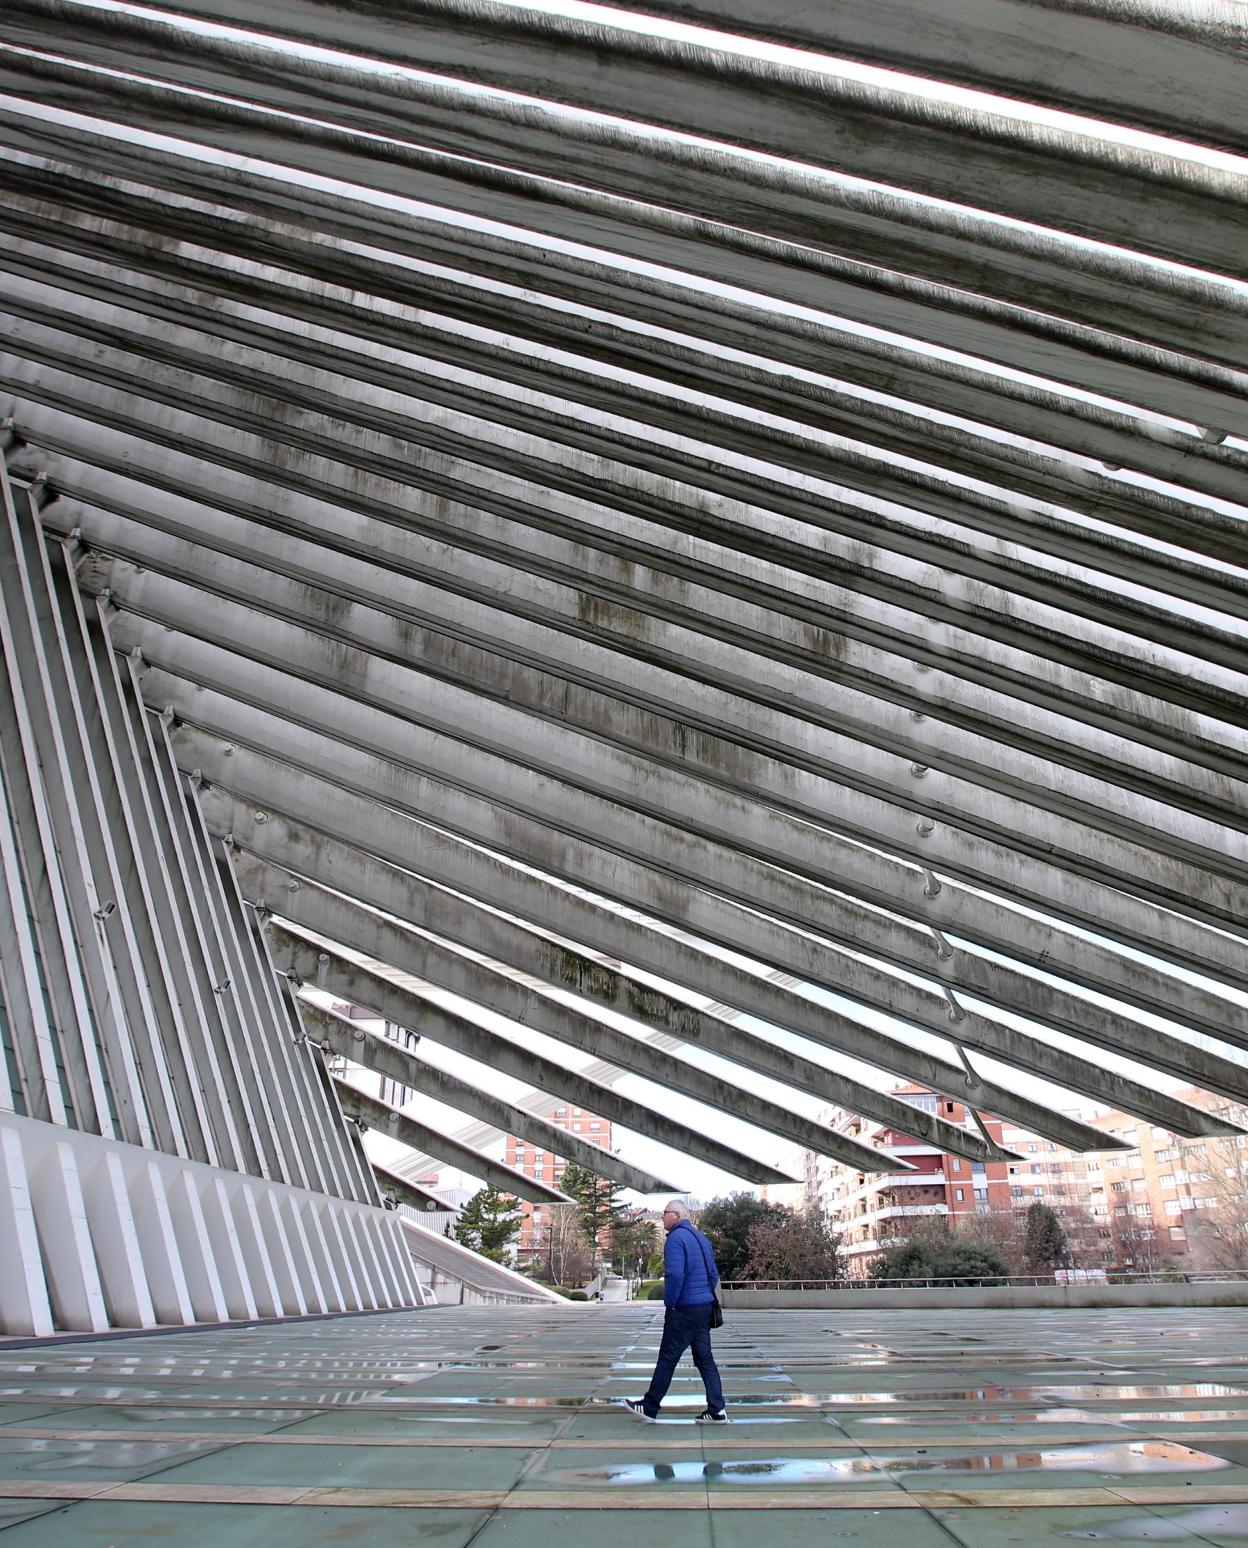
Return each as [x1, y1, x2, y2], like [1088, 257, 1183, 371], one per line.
[624, 1398, 656, 1422]
[696, 1407, 729, 1423]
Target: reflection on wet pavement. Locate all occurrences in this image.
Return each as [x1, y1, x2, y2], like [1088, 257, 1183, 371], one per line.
[0, 1306, 1246, 1540]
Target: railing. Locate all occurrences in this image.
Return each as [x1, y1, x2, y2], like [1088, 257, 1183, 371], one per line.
[723, 1270, 1248, 1290]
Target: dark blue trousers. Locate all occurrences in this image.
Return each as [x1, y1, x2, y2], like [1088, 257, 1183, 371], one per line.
[642, 1302, 725, 1416]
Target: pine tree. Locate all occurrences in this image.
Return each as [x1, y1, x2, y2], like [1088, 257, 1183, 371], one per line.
[454, 1186, 524, 1263]
[560, 1163, 630, 1263]
[1023, 1200, 1068, 1273]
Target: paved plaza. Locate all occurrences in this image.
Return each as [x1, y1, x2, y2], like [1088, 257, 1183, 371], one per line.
[0, 1306, 1247, 1544]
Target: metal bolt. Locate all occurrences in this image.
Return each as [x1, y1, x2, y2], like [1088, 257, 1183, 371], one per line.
[254, 811, 269, 824]
[916, 818, 936, 837]
[910, 763, 929, 778]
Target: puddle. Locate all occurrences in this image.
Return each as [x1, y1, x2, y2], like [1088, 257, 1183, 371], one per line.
[549, 1457, 881, 1485]
[1061, 1505, 1248, 1540]
[884, 1441, 1229, 1476]
[857, 1408, 1111, 1425]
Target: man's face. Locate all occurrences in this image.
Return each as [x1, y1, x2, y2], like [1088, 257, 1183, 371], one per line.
[662, 1207, 680, 1234]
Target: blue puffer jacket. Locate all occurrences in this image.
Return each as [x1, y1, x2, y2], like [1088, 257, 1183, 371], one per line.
[663, 1218, 720, 1309]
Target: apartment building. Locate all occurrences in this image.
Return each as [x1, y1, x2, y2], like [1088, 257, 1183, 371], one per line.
[507, 1106, 613, 1265]
[806, 1085, 1014, 1273]
[808, 1084, 1248, 1274]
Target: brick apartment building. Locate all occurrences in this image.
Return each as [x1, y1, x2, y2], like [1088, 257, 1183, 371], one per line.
[506, 1105, 613, 1268]
[807, 1084, 1248, 1274]
[806, 1085, 1014, 1274]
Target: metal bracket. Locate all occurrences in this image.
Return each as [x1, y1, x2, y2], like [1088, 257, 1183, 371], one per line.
[929, 926, 955, 960]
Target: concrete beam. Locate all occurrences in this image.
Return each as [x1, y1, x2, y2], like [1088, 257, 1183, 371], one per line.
[8, 284, 1243, 690]
[5, 153, 1242, 518]
[222, 839, 894, 1176]
[271, 922, 884, 1175]
[618, 0, 1248, 155]
[169, 707, 1248, 1109]
[368, 1165, 447, 1215]
[227, 824, 1000, 1166]
[5, 164, 1246, 569]
[4, 2, 1241, 284]
[0, 107, 1243, 443]
[107, 605, 1248, 1002]
[327, 1074, 571, 1206]
[43, 491, 1247, 907]
[297, 997, 676, 1195]
[9, 362, 1245, 782]
[19, 408, 1246, 813]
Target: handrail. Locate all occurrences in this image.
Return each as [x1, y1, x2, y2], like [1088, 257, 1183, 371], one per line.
[722, 1270, 1248, 1289]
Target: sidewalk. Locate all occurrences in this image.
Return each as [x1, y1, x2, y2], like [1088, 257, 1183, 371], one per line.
[0, 1305, 1246, 1544]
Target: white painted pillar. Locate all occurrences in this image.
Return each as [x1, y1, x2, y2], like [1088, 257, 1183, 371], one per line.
[254, 1189, 309, 1316]
[81, 1148, 156, 1329]
[128, 1156, 195, 1324]
[28, 1137, 109, 1332]
[165, 1170, 230, 1324]
[0, 1127, 54, 1336]
[226, 1182, 284, 1319]
[199, 1176, 258, 1321]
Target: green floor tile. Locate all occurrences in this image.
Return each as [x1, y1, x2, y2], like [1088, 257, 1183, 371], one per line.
[149, 1438, 536, 1491]
[708, 1509, 961, 1547]
[931, 1504, 1207, 1546]
[471, 1508, 714, 1547]
[0, 1434, 228, 1483]
[0, 1500, 492, 1545]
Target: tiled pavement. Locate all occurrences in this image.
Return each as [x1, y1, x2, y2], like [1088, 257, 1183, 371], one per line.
[0, 1307, 1248, 1544]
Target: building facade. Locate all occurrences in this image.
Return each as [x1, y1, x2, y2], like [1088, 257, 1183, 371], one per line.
[506, 1106, 613, 1269]
[806, 1086, 1015, 1273]
[808, 1085, 1248, 1276]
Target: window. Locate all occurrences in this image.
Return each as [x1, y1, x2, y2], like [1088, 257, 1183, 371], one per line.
[955, 1188, 964, 1201]
[555, 1108, 566, 1118]
[1011, 1187, 1023, 1199]
[1133, 1203, 1151, 1216]
[951, 1158, 962, 1172]
[1033, 1187, 1044, 1197]
[590, 1122, 602, 1131]
[1028, 1143, 1039, 1153]
[1164, 1200, 1183, 1215]
[1169, 1226, 1186, 1239]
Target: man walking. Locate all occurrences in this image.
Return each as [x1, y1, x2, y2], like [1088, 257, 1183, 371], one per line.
[625, 1200, 727, 1423]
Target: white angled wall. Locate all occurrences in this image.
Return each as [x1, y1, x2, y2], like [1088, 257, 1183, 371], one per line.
[0, 1112, 425, 1336]
[0, 456, 428, 1332]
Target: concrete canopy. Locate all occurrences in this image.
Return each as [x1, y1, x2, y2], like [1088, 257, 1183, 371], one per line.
[0, 0, 1244, 1211]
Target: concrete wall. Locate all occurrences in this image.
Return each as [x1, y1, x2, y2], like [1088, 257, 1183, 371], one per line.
[722, 1282, 1248, 1312]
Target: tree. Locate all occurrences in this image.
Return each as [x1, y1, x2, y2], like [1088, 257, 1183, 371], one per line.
[543, 1203, 594, 1286]
[1182, 1133, 1248, 1272]
[742, 1206, 843, 1282]
[560, 1164, 630, 1261]
[699, 1193, 787, 1282]
[1023, 1201, 1068, 1274]
[454, 1186, 523, 1262]
[870, 1228, 1009, 1285]
[611, 1209, 660, 1278]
